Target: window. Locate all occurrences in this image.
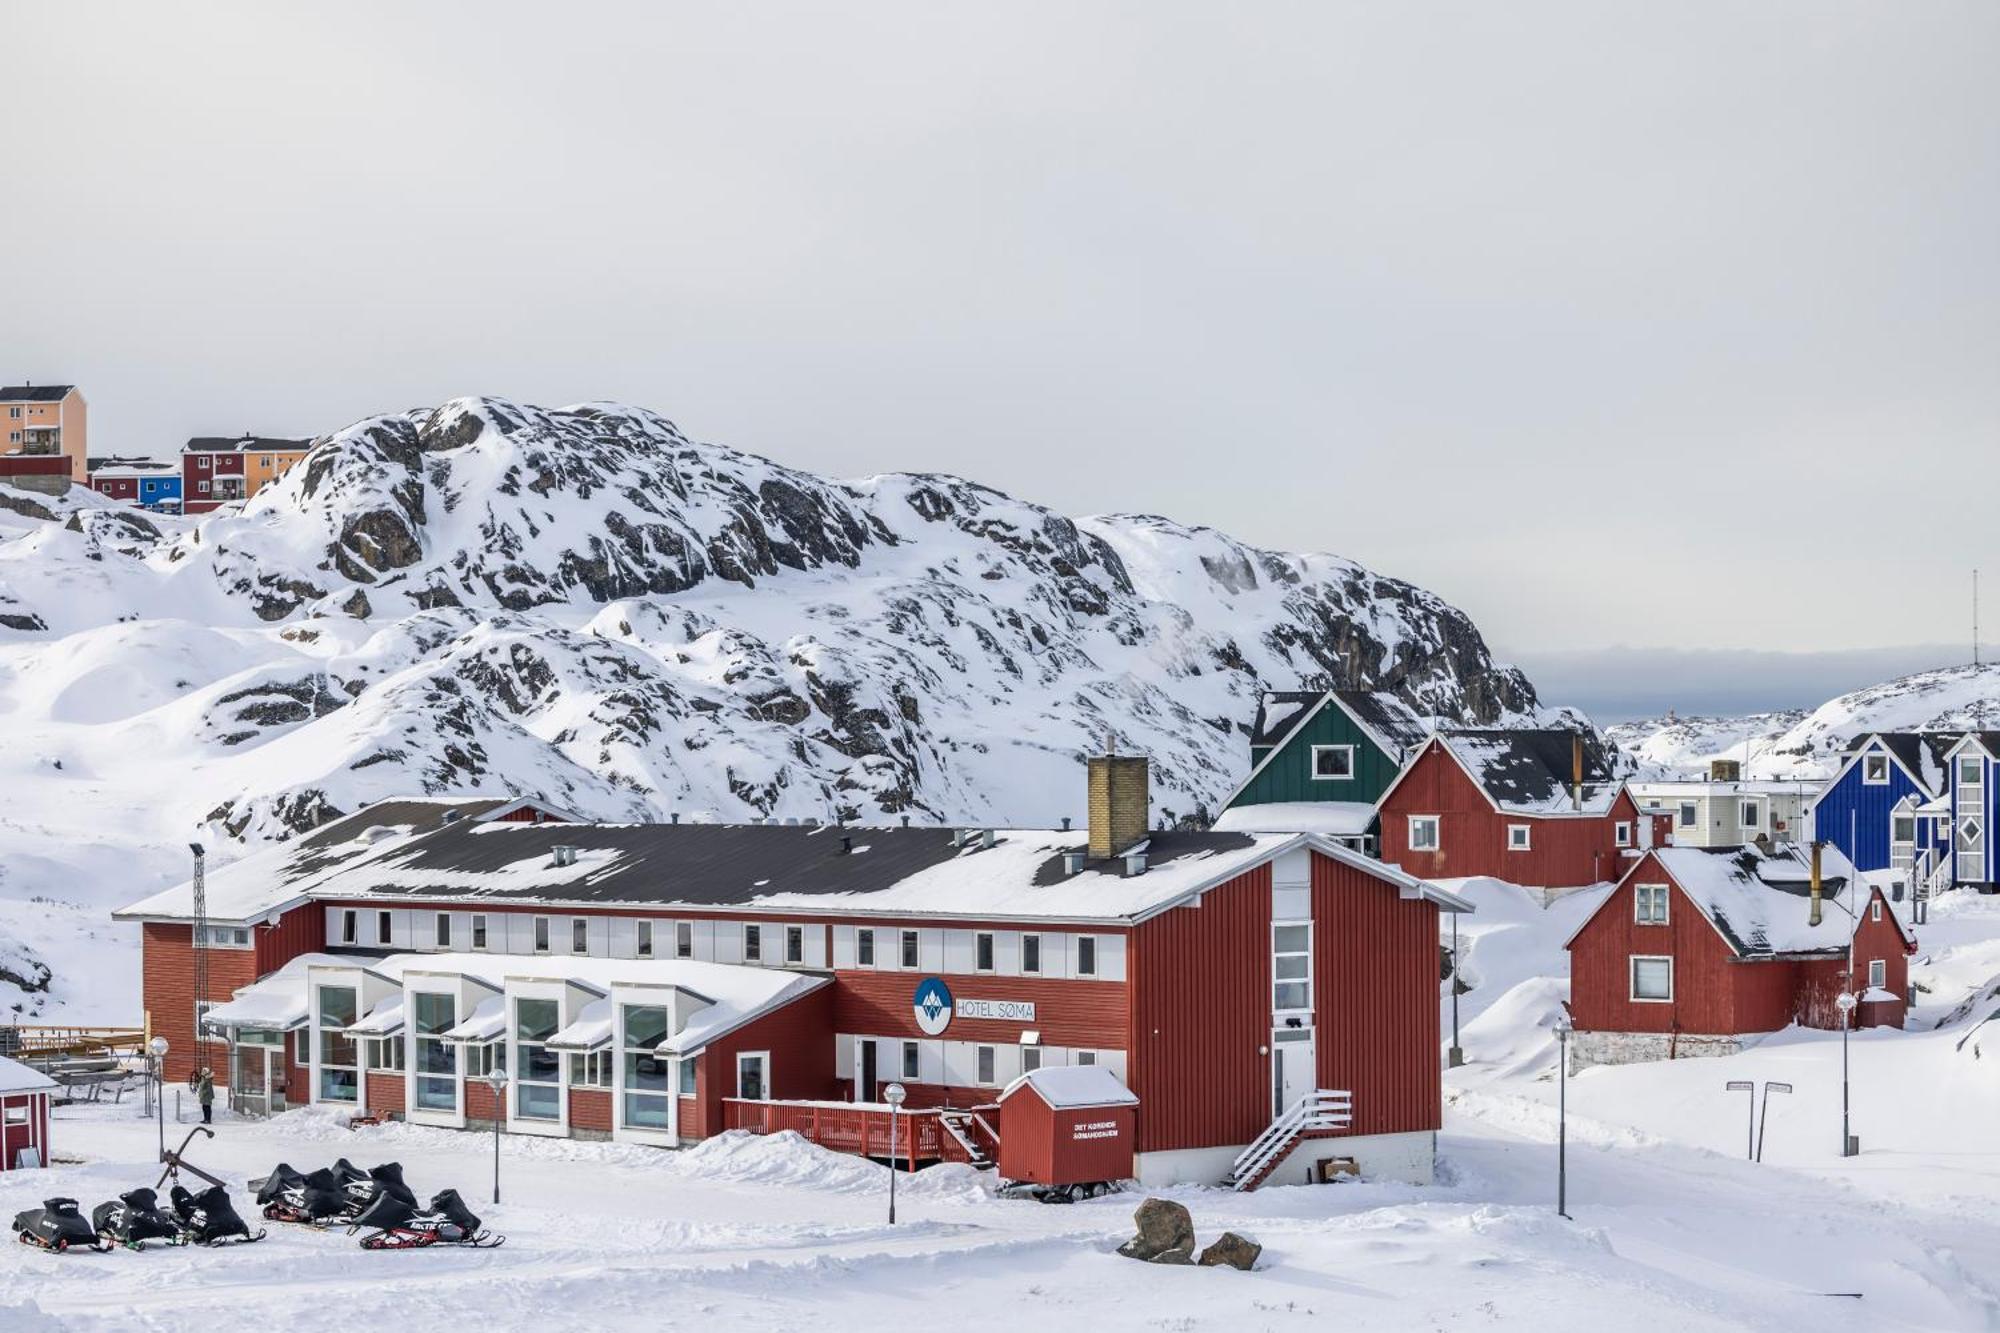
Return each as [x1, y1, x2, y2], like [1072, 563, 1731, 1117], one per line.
[466, 1041, 504, 1079]
[316, 985, 359, 1103]
[367, 1036, 404, 1071]
[1076, 1051, 1097, 1066]
[1021, 934, 1041, 974]
[3, 1104, 25, 1125]
[435, 914, 452, 949]
[198, 479, 211, 494]
[1614, 821, 1633, 848]
[340, 910, 357, 945]
[1868, 958, 1886, 989]
[622, 1004, 671, 1129]
[514, 999, 562, 1121]
[294, 1029, 310, 1064]
[1960, 816, 1985, 855]
[736, 1052, 769, 1101]
[857, 928, 875, 966]
[377, 911, 393, 945]
[1273, 923, 1311, 1011]
[901, 1041, 920, 1079]
[1077, 936, 1098, 977]
[5, 406, 16, 417]
[1408, 816, 1440, 852]
[744, 924, 762, 962]
[1863, 754, 1889, 785]
[569, 1049, 612, 1088]
[1961, 756, 1983, 787]
[196, 925, 252, 948]
[975, 932, 995, 972]
[533, 917, 550, 953]
[1507, 825, 1531, 851]
[1634, 884, 1669, 925]
[1871, 899, 1883, 922]
[1022, 1046, 1042, 1073]
[675, 921, 693, 959]
[471, 915, 488, 950]
[1630, 956, 1672, 1002]
[975, 1045, 997, 1085]
[785, 925, 804, 964]
[413, 992, 456, 1110]
[636, 921, 653, 958]
[1892, 816, 1916, 844]
[901, 930, 919, 969]
[571, 918, 589, 954]
[679, 1058, 697, 1096]
[1739, 802, 1760, 829]
[198, 455, 210, 470]
[1310, 745, 1356, 781]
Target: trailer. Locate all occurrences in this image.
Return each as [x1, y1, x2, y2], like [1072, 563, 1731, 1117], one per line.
[996, 1066, 1138, 1202]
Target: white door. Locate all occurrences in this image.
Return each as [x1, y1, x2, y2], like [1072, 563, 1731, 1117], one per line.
[1272, 1030, 1315, 1116]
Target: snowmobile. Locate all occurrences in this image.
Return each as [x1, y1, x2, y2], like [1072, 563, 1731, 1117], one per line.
[260, 1166, 359, 1226]
[92, 1188, 189, 1250]
[350, 1187, 504, 1250]
[12, 1198, 112, 1253]
[253, 1162, 307, 1208]
[168, 1183, 265, 1246]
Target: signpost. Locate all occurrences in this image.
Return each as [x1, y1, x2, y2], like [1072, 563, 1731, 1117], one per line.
[1725, 1080, 1755, 1159]
[1756, 1082, 1792, 1163]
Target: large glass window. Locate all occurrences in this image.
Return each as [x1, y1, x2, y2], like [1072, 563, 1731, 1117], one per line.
[413, 993, 457, 1111]
[621, 1005, 672, 1130]
[1630, 956, 1672, 1002]
[1272, 925, 1311, 1012]
[514, 998, 562, 1120]
[316, 985, 358, 1103]
[678, 1058, 697, 1096]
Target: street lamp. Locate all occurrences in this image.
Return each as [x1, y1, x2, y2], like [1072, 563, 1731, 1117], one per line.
[149, 1036, 169, 1163]
[1552, 1013, 1570, 1219]
[883, 1081, 907, 1225]
[1835, 991, 1858, 1157]
[485, 1070, 509, 1205]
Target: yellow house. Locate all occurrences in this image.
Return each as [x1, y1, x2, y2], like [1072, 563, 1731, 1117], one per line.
[0, 383, 89, 482]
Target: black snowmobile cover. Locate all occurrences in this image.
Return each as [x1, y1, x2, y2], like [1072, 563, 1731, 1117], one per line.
[93, 1189, 181, 1243]
[428, 1189, 482, 1236]
[13, 1198, 97, 1248]
[256, 1163, 307, 1205]
[349, 1188, 418, 1232]
[331, 1157, 369, 1184]
[185, 1185, 251, 1243]
[367, 1161, 417, 1203]
[300, 1168, 353, 1219]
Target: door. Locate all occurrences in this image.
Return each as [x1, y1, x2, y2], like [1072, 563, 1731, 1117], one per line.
[859, 1041, 878, 1103]
[1272, 1029, 1315, 1117]
[233, 1044, 267, 1116]
[737, 1053, 769, 1101]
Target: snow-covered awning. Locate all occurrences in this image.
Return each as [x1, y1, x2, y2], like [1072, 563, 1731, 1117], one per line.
[442, 995, 505, 1044]
[344, 996, 406, 1039]
[202, 974, 313, 1032]
[547, 998, 612, 1052]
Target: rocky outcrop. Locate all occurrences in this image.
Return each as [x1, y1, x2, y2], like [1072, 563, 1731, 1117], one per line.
[1116, 1198, 1196, 1264]
[1197, 1231, 1262, 1270]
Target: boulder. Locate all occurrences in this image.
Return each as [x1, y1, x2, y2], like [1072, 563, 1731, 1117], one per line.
[1115, 1197, 1195, 1263]
[1197, 1231, 1262, 1271]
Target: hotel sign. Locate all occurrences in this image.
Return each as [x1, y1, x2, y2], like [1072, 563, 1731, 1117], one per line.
[956, 997, 1036, 1023]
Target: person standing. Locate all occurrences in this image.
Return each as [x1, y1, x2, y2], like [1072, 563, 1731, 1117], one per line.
[195, 1067, 214, 1125]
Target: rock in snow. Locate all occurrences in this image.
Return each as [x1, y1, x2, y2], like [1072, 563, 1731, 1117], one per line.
[1116, 1197, 1197, 1263]
[0, 396, 1543, 849]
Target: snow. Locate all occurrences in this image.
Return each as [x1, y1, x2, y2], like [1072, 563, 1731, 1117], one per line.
[344, 995, 405, 1037]
[441, 994, 504, 1043]
[998, 1064, 1138, 1108]
[1637, 844, 1892, 956]
[198, 952, 349, 1031]
[1209, 801, 1377, 836]
[546, 998, 612, 1051]
[0, 1055, 55, 1095]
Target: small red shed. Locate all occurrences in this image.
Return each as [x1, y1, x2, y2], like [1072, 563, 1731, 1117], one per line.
[997, 1065, 1139, 1189]
[0, 1056, 57, 1171]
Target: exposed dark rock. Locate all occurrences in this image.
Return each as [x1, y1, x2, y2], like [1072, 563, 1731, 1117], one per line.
[1116, 1198, 1196, 1263]
[1197, 1232, 1262, 1270]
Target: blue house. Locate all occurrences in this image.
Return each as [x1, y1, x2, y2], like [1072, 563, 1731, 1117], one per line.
[1941, 733, 2000, 891]
[1808, 732, 1955, 876]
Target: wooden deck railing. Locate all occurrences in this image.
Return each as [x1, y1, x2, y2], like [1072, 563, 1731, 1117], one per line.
[2, 1026, 147, 1062]
[722, 1098, 1002, 1168]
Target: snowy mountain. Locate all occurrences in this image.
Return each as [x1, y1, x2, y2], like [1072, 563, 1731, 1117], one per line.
[1611, 662, 2000, 780]
[0, 397, 1543, 1017]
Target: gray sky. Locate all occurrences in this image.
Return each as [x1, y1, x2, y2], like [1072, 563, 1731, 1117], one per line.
[7, 2, 1997, 674]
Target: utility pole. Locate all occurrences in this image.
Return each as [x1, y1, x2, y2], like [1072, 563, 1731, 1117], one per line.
[189, 843, 208, 1058]
[1448, 912, 1463, 1068]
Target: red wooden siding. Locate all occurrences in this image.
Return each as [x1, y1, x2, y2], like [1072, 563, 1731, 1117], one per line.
[689, 985, 838, 1139]
[1312, 852, 1442, 1136]
[1381, 741, 1636, 887]
[254, 906, 325, 976]
[996, 1087, 1136, 1186]
[365, 1073, 405, 1115]
[1127, 863, 1273, 1154]
[832, 970, 1127, 1050]
[0, 1091, 50, 1170]
[141, 923, 262, 1083]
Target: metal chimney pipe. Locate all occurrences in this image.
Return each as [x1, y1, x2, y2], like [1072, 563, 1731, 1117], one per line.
[1810, 840, 1824, 928]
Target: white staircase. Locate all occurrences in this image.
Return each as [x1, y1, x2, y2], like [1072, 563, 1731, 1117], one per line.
[936, 1107, 996, 1170]
[1918, 848, 1955, 902]
[1225, 1090, 1353, 1192]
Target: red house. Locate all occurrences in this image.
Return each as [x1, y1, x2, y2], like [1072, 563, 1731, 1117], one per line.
[0, 1056, 56, 1171]
[1564, 844, 1916, 1068]
[1377, 730, 1646, 888]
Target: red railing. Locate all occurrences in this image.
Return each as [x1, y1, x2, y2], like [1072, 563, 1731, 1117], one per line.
[723, 1099, 1001, 1168]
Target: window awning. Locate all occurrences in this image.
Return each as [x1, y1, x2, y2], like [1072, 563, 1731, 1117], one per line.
[442, 995, 505, 1044]
[343, 996, 406, 1039]
[202, 976, 311, 1033]
[547, 998, 612, 1052]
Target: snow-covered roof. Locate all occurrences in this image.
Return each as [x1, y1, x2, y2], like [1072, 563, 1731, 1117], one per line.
[344, 996, 405, 1038]
[998, 1063, 1138, 1109]
[443, 995, 505, 1044]
[548, 998, 613, 1051]
[201, 951, 351, 1031]
[1432, 730, 1624, 815]
[1211, 801, 1377, 837]
[0, 1055, 57, 1096]
[1634, 845, 1907, 958]
[1628, 780, 1814, 798]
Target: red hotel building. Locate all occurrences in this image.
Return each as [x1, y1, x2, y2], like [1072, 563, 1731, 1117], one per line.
[116, 759, 1469, 1188]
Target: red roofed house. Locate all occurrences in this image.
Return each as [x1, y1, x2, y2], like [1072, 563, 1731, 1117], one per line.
[1564, 844, 1916, 1068]
[0, 1055, 57, 1171]
[1377, 730, 1653, 889]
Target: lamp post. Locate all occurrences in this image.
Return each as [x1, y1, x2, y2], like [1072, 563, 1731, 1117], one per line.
[883, 1081, 907, 1225]
[149, 1036, 169, 1163]
[485, 1070, 509, 1205]
[1553, 1013, 1570, 1219]
[1835, 991, 1857, 1157]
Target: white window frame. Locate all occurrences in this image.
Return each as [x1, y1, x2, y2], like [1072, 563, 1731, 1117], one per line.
[735, 1050, 771, 1101]
[900, 930, 919, 969]
[571, 918, 589, 955]
[1738, 801, 1760, 829]
[1614, 821, 1633, 848]
[340, 909, 357, 945]
[1633, 884, 1669, 925]
[1076, 1051, 1097, 1066]
[471, 914, 488, 951]
[675, 921, 693, 959]
[1677, 801, 1698, 829]
[1408, 815, 1440, 852]
[377, 910, 393, 945]
[1870, 899, 1882, 923]
[1507, 824, 1531, 851]
[1272, 921, 1312, 1014]
[975, 1044, 997, 1086]
[1021, 933, 1041, 974]
[533, 917, 550, 953]
[1863, 753, 1889, 785]
[1310, 744, 1356, 782]
[975, 932, 995, 972]
[901, 1040, 920, 1080]
[434, 913, 452, 949]
[784, 925, 804, 964]
[636, 920, 653, 958]
[856, 928, 875, 967]
[1629, 955, 1673, 1003]
[1076, 935, 1098, 977]
[1868, 957, 1886, 989]
[744, 924, 762, 963]
[1960, 756, 1983, 788]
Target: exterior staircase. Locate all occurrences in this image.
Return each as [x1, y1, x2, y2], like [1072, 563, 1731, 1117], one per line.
[1224, 1090, 1353, 1192]
[936, 1107, 998, 1170]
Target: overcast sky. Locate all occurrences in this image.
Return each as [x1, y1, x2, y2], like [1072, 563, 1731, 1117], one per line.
[6, 3, 1996, 699]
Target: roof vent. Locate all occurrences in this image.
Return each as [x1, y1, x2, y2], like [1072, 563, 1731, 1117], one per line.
[1123, 850, 1148, 877]
[670, 812, 681, 824]
[551, 845, 578, 868]
[1063, 851, 1088, 876]
[979, 829, 996, 850]
[440, 809, 462, 825]
[840, 835, 853, 855]
[900, 815, 911, 828]
[1061, 816, 1072, 832]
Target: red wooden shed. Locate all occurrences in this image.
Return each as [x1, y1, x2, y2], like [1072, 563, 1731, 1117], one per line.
[0, 1056, 57, 1171]
[997, 1065, 1139, 1188]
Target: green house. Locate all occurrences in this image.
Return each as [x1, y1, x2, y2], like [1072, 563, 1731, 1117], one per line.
[1212, 690, 1431, 852]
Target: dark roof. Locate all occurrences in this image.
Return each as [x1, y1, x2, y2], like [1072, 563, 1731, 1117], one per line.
[182, 435, 314, 453]
[1249, 692, 1322, 749]
[332, 821, 1263, 914]
[1858, 732, 1960, 795]
[1440, 728, 1620, 813]
[1248, 689, 1429, 756]
[0, 385, 75, 402]
[87, 456, 176, 473]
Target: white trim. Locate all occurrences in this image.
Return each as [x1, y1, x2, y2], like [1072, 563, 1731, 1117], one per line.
[1507, 823, 1531, 851]
[1408, 815, 1441, 853]
[735, 1050, 772, 1100]
[1632, 882, 1670, 926]
[1309, 744, 1357, 782]
[1868, 957, 1886, 989]
[1271, 919, 1313, 1015]
[1615, 820, 1633, 848]
[1629, 954, 1673, 1003]
[1862, 752, 1890, 785]
[1216, 691, 1420, 812]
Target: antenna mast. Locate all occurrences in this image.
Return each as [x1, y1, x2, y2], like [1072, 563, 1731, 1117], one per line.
[189, 843, 208, 1052]
[1976, 568, 1982, 669]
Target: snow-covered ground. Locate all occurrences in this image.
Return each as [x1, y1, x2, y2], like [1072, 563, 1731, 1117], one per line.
[11, 882, 2000, 1328]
